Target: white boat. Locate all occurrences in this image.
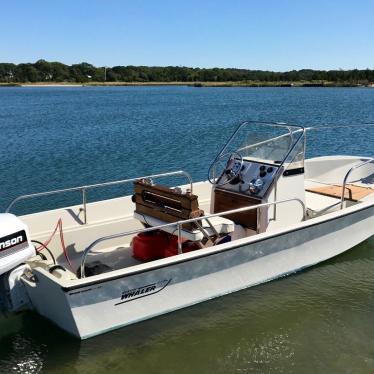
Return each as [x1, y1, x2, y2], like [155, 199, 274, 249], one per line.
[0, 121, 373, 339]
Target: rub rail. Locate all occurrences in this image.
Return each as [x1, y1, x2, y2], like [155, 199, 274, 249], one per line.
[5, 170, 193, 224]
[80, 197, 306, 278]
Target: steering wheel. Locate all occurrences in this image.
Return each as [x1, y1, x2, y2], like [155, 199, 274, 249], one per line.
[208, 152, 243, 185]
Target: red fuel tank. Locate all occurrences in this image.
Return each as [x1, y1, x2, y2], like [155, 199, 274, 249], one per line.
[132, 231, 168, 262]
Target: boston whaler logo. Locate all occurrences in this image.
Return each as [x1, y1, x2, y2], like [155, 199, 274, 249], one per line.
[0, 230, 27, 252]
[115, 279, 171, 305]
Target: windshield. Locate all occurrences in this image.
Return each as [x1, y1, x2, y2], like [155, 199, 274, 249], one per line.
[213, 121, 305, 169]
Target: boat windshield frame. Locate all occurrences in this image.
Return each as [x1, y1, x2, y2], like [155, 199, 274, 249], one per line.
[208, 121, 306, 181]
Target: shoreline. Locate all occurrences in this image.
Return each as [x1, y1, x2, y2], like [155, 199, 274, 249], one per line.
[0, 81, 373, 88]
[21, 83, 83, 87]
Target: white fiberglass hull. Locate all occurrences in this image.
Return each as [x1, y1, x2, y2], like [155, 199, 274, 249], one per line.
[23, 201, 374, 339]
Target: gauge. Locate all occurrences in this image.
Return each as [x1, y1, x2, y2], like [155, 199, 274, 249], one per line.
[249, 178, 264, 194]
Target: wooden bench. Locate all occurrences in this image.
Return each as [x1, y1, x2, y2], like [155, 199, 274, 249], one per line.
[306, 184, 374, 201]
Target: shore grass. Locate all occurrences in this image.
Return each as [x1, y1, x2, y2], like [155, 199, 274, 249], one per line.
[0, 83, 21, 87]
[1, 81, 371, 88]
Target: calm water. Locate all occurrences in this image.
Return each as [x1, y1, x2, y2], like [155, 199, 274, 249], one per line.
[0, 86, 374, 373]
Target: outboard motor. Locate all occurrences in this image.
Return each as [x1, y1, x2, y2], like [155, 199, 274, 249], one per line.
[0, 214, 35, 313]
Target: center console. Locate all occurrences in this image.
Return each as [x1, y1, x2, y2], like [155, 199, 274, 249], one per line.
[213, 159, 280, 231]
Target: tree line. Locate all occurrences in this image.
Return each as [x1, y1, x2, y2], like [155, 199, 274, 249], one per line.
[1, 60, 374, 84]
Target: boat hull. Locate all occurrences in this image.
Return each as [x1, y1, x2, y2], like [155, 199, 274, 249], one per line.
[24, 203, 374, 339]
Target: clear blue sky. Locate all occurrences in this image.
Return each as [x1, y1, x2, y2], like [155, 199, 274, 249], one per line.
[1, 0, 374, 71]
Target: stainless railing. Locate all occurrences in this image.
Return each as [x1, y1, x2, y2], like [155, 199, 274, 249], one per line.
[5, 170, 193, 223]
[80, 197, 306, 278]
[340, 158, 374, 209]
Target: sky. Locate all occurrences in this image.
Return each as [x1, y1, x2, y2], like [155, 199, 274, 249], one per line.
[1, 0, 374, 71]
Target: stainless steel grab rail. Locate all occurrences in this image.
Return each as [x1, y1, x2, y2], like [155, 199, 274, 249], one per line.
[5, 170, 193, 223]
[80, 197, 306, 278]
[340, 158, 374, 209]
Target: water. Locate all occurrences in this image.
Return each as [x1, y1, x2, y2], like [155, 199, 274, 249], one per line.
[0, 86, 374, 373]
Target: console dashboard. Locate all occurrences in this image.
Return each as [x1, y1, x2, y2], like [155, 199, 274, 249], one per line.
[213, 159, 279, 231]
[216, 158, 279, 199]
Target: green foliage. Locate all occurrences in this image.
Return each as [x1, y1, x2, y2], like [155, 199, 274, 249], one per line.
[1, 61, 374, 84]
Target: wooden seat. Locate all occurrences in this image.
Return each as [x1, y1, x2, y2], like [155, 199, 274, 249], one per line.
[306, 184, 374, 201]
[133, 180, 203, 230]
[132, 180, 234, 241]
